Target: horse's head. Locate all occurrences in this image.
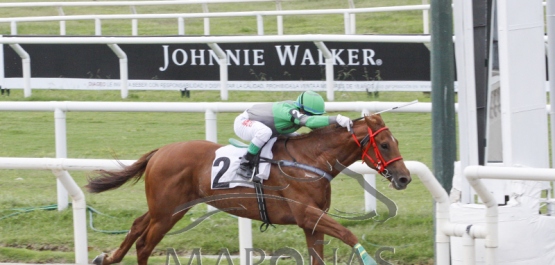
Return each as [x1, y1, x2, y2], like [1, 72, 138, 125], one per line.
[353, 114, 411, 190]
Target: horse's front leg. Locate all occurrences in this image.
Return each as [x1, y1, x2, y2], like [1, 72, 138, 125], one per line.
[296, 206, 377, 265]
[303, 229, 325, 265]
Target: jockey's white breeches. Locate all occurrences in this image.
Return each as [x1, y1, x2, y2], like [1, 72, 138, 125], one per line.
[233, 111, 272, 149]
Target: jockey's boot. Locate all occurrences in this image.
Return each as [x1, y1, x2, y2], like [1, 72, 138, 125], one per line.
[237, 152, 256, 181]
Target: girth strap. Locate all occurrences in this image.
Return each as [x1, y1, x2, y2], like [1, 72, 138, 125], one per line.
[253, 178, 275, 232]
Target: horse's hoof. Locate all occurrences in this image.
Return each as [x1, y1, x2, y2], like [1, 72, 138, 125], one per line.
[92, 253, 107, 265]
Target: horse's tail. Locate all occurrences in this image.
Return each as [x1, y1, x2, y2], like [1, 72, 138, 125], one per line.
[86, 149, 158, 193]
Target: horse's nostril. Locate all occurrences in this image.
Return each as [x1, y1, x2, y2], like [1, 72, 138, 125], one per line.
[398, 177, 410, 184]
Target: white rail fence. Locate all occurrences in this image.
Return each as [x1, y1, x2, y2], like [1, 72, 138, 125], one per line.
[0, 0, 276, 7]
[0, 34, 432, 100]
[0, 100, 431, 265]
[0, 0, 281, 36]
[0, 158, 132, 265]
[5, 1, 545, 37]
[0, 2, 431, 36]
[3, 101, 552, 264]
[0, 158, 443, 265]
[0, 99, 433, 205]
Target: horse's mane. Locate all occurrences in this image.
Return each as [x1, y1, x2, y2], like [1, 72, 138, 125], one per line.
[278, 118, 367, 141]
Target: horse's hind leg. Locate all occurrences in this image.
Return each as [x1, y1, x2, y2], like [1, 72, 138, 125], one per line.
[135, 210, 188, 265]
[95, 212, 151, 265]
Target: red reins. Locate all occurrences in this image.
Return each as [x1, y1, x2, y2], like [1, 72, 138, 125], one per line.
[351, 126, 403, 175]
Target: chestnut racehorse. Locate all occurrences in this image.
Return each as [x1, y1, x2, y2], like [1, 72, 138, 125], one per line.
[86, 114, 411, 265]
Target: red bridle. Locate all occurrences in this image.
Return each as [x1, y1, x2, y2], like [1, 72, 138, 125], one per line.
[351, 126, 403, 176]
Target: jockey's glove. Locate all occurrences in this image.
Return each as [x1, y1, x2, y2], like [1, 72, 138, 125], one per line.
[336, 114, 353, 128]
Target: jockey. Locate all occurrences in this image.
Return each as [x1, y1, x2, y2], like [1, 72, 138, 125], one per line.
[233, 90, 353, 180]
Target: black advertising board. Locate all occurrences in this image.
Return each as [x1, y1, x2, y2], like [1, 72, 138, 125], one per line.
[4, 41, 430, 81]
[4, 44, 119, 79]
[1, 37, 432, 91]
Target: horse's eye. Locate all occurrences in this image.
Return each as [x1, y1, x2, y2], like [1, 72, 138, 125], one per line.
[380, 143, 389, 149]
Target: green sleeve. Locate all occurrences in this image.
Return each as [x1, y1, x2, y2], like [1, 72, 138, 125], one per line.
[272, 101, 334, 131]
[304, 116, 331, 128]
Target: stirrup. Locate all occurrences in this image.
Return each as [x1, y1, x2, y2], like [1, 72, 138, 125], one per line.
[237, 163, 255, 182]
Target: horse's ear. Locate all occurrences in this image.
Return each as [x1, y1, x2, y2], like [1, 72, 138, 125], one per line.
[364, 113, 384, 128]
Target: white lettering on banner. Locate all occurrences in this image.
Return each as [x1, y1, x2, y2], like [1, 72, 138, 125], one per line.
[11, 78, 433, 92]
[348, 49, 359, 65]
[160, 45, 170, 71]
[318, 50, 325, 65]
[331, 49, 345, 65]
[173, 49, 188, 66]
[363, 49, 376, 65]
[130, 82, 147, 87]
[208, 50, 219, 66]
[301, 49, 316, 65]
[253, 49, 264, 66]
[88, 81, 106, 87]
[161, 46, 269, 68]
[190, 49, 205, 66]
[275, 45, 299, 66]
[243, 50, 250, 66]
[159, 45, 382, 70]
[274, 46, 379, 66]
[227, 50, 241, 65]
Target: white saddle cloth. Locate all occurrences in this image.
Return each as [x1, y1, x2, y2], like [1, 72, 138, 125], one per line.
[211, 138, 276, 189]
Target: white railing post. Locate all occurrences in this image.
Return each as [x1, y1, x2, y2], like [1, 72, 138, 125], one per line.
[57, 6, 66, 35]
[462, 232, 475, 265]
[202, 3, 210, 35]
[95, 18, 102, 35]
[205, 109, 218, 146]
[52, 169, 88, 265]
[422, 0, 429, 34]
[348, 0, 356, 34]
[107, 44, 129, 99]
[343, 12, 351, 35]
[205, 109, 218, 213]
[9, 44, 31, 97]
[54, 108, 69, 211]
[130, 5, 138, 36]
[361, 108, 376, 212]
[219, 57, 229, 100]
[208, 43, 229, 100]
[131, 20, 138, 36]
[239, 217, 253, 265]
[256, 14, 264, 35]
[363, 174, 376, 212]
[275, 0, 283, 35]
[10, 21, 17, 35]
[178, 17, 185, 35]
[314, 41, 334, 101]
